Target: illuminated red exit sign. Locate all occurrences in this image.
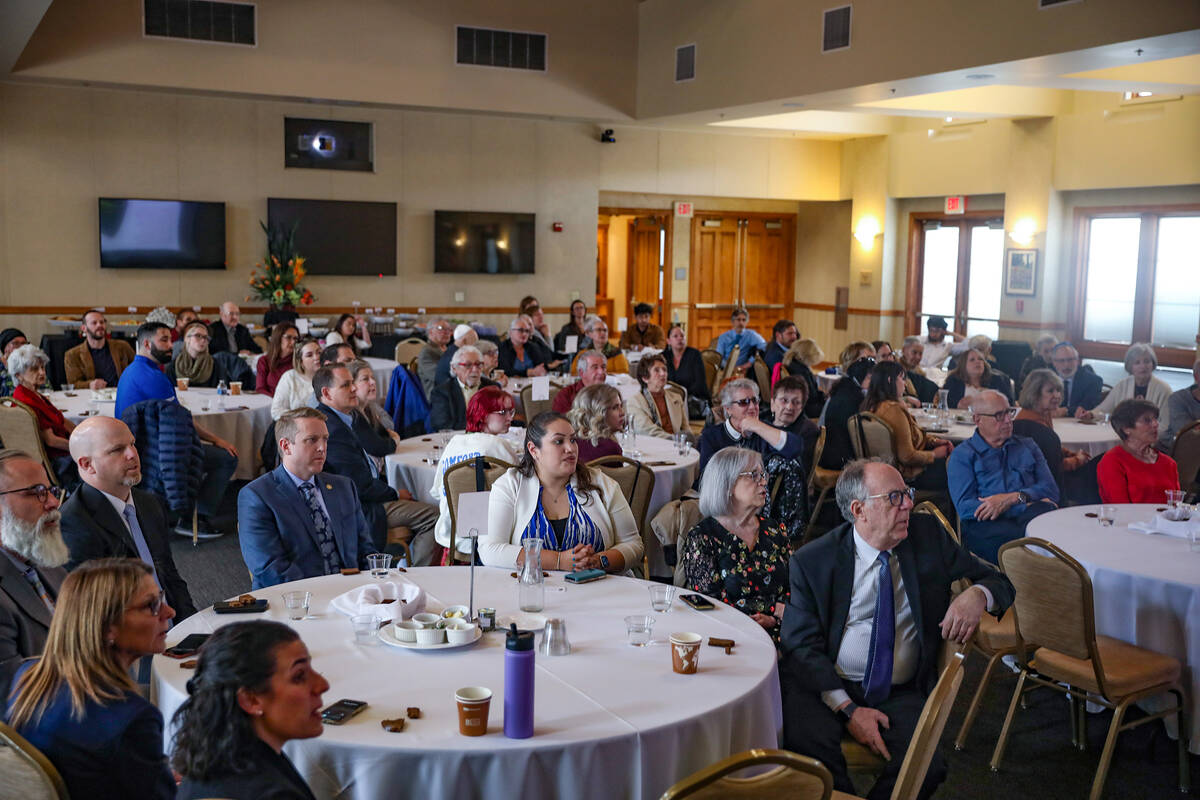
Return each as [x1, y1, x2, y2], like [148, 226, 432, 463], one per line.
[944, 196, 966, 215]
[674, 202, 693, 217]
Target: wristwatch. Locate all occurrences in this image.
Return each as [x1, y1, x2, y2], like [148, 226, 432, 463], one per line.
[838, 702, 858, 722]
[1017, 491, 1030, 505]
[599, 554, 610, 570]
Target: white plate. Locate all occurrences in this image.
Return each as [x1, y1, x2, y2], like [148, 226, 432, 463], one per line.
[379, 624, 483, 651]
[497, 613, 547, 633]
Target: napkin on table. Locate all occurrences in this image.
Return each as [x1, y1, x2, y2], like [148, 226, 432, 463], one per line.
[1127, 512, 1197, 540]
[329, 579, 427, 622]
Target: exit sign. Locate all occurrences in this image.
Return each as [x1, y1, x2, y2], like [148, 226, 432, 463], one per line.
[674, 202, 693, 217]
[944, 196, 966, 215]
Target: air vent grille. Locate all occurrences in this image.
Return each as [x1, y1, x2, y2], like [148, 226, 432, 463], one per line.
[456, 26, 546, 71]
[144, 0, 256, 46]
[822, 5, 851, 53]
[1039, 0, 1082, 7]
[675, 44, 696, 82]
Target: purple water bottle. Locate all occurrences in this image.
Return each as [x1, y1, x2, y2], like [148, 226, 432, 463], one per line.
[504, 623, 535, 739]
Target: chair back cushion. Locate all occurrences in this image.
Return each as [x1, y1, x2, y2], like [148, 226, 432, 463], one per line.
[0, 721, 68, 800]
[0, 400, 57, 484]
[1172, 419, 1200, 495]
[393, 337, 426, 365]
[998, 538, 1093, 660]
[588, 456, 656, 576]
[660, 748, 832, 800]
[647, 497, 702, 585]
[443, 456, 512, 556]
[519, 383, 560, 422]
[848, 412, 894, 461]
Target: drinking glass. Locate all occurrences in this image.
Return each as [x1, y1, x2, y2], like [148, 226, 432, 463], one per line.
[367, 552, 392, 579]
[1166, 490, 1185, 510]
[624, 614, 654, 646]
[351, 614, 380, 645]
[1097, 506, 1116, 527]
[648, 584, 676, 613]
[673, 431, 689, 456]
[283, 590, 311, 620]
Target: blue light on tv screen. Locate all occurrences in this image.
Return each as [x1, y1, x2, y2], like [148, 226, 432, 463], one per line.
[98, 198, 226, 270]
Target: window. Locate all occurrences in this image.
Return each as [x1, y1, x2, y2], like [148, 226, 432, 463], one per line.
[1071, 205, 1200, 366]
[905, 212, 1005, 341]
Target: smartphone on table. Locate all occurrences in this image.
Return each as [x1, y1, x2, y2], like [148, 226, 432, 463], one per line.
[164, 633, 210, 659]
[680, 593, 716, 611]
[321, 699, 368, 725]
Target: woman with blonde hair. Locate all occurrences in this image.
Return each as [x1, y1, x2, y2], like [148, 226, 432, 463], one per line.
[5, 558, 176, 800]
[270, 336, 322, 420]
[838, 340, 876, 372]
[567, 382, 625, 462]
[775, 337, 825, 417]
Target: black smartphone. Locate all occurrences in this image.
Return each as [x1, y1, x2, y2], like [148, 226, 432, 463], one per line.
[321, 699, 368, 725]
[680, 593, 716, 611]
[164, 633, 210, 659]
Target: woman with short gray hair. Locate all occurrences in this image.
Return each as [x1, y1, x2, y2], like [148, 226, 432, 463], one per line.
[9, 344, 77, 482]
[1081, 342, 1172, 429]
[679, 446, 791, 645]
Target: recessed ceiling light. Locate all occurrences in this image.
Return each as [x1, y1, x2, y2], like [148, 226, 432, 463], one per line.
[965, 73, 994, 80]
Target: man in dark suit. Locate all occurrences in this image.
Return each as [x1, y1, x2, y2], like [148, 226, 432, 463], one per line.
[429, 345, 498, 431]
[819, 356, 875, 470]
[780, 460, 1014, 799]
[207, 301, 262, 355]
[0, 451, 68, 693]
[238, 408, 376, 589]
[313, 365, 438, 565]
[763, 319, 798, 372]
[1050, 342, 1103, 417]
[59, 417, 197, 619]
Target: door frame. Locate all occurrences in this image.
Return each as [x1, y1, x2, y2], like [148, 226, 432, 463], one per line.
[598, 206, 673, 332]
[904, 209, 1004, 336]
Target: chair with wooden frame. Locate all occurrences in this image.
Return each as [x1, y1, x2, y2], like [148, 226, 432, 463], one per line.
[587, 455, 656, 578]
[1171, 418, 1200, 499]
[442, 456, 513, 564]
[0, 720, 70, 800]
[911, 501, 1020, 752]
[393, 337, 427, 365]
[519, 382, 560, 424]
[991, 537, 1189, 800]
[659, 748, 834, 800]
[805, 427, 840, 541]
[0, 399, 60, 487]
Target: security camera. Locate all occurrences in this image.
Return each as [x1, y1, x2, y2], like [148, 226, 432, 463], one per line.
[600, 129, 616, 144]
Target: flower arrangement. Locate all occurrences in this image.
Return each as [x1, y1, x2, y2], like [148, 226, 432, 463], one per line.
[246, 220, 315, 308]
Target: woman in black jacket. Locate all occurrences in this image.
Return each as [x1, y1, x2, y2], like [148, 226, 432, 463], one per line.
[664, 324, 710, 402]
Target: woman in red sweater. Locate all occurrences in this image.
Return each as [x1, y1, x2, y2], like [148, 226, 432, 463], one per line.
[1097, 398, 1179, 504]
[255, 323, 298, 397]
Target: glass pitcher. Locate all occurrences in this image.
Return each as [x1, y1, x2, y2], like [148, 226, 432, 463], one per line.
[518, 537, 545, 612]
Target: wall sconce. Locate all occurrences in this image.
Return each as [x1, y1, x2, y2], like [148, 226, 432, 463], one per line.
[1009, 217, 1038, 246]
[854, 216, 881, 250]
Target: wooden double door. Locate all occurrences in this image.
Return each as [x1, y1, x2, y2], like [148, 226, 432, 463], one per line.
[688, 213, 796, 348]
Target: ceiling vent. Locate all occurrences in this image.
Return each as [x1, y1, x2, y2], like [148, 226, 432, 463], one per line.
[456, 26, 546, 71]
[822, 5, 851, 53]
[675, 44, 696, 82]
[143, 0, 256, 46]
[1038, 0, 1082, 7]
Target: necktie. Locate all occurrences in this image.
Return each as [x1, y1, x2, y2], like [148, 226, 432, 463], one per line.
[1062, 379, 1071, 408]
[20, 564, 55, 615]
[862, 551, 895, 706]
[299, 482, 341, 575]
[121, 504, 160, 587]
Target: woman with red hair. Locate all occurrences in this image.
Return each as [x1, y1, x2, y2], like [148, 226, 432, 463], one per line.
[430, 386, 521, 560]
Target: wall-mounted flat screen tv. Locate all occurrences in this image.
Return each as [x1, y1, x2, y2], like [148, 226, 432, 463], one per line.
[268, 198, 397, 276]
[434, 210, 535, 274]
[98, 198, 226, 269]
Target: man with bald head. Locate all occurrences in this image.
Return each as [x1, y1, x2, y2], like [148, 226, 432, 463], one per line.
[207, 301, 261, 355]
[946, 389, 1058, 563]
[58, 416, 196, 619]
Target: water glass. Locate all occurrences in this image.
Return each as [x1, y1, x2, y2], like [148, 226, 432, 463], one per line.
[1189, 527, 1200, 554]
[283, 590, 311, 620]
[1097, 505, 1117, 527]
[351, 614, 380, 645]
[673, 431, 690, 456]
[624, 614, 654, 646]
[367, 552, 392, 579]
[648, 584, 676, 613]
[1166, 490, 1185, 510]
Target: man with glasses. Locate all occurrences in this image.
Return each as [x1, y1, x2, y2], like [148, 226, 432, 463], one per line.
[780, 459, 1012, 799]
[429, 346, 498, 431]
[0, 449, 69, 693]
[716, 307, 767, 368]
[553, 350, 607, 414]
[570, 316, 627, 374]
[947, 390, 1059, 563]
[501, 315, 559, 377]
[418, 319, 455, 396]
[697, 378, 803, 478]
[1049, 342, 1103, 417]
[64, 310, 135, 390]
[207, 301, 261, 356]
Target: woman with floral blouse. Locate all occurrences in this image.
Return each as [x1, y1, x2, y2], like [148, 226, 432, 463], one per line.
[680, 446, 790, 645]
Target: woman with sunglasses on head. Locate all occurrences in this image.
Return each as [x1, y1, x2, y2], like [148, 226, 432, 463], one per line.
[4, 558, 176, 800]
[861, 361, 953, 491]
[173, 620, 328, 800]
[680, 447, 790, 645]
[430, 387, 522, 562]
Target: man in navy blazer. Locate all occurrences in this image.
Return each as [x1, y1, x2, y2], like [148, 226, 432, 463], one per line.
[238, 408, 375, 589]
[1050, 343, 1103, 417]
[429, 345, 499, 432]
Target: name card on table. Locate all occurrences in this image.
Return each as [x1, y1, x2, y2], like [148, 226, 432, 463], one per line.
[455, 491, 491, 542]
[296, 318, 310, 335]
[563, 335, 578, 354]
[617, 317, 628, 332]
[531, 375, 551, 401]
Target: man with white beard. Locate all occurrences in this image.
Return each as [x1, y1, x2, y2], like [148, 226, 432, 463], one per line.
[59, 417, 196, 619]
[0, 449, 68, 693]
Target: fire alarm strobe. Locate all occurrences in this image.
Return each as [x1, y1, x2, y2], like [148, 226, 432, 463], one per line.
[552, 222, 564, 232]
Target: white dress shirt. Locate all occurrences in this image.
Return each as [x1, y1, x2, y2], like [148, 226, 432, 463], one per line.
[919, 335, 968, 368]
[724, 418, 787, 449]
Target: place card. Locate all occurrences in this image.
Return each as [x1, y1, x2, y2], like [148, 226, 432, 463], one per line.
[617, 316, 628, 332]
[455, 491, 490, 541]
[563, 335, 578, 354]
[531, 375, 551, 401]
[296, 318, 310, 334]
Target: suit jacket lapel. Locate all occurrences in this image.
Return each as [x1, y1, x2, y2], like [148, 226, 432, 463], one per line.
[0, 556, 53, 630]
[896, 539, 926, 650]
[828, 526, 856, 658]
[82, 485, 139, 558]
[270, 466, 322, 549]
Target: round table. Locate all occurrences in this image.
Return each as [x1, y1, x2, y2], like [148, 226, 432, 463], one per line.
[504, 374, 641, 417]
[1026, 504, 1200, 753]
[244, 354, 396, 401]
[385, 432, 699, 578]
[917, 413, 1119, 457]
[151, 568, 782, 799]
[53, 387, 271, 480]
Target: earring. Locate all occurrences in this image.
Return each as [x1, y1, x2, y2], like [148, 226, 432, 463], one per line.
[106, 638, 115, 646]
[255, 710, 264, 716]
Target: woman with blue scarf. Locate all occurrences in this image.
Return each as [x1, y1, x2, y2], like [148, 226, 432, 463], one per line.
[481, 412, 643, 573]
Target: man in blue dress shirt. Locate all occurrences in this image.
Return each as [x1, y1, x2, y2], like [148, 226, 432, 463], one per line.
[715, 307, 767, 367]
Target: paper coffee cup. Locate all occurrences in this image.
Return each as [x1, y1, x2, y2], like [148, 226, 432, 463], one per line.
[176, 377, 189, 391]
[670, 632, 702, 675]
[229, 381, 242, 395]
[455, 686, 492, 736]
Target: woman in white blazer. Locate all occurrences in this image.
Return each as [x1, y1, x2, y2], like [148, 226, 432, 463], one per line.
[482, 411, 643, 572]
[626, 352, 692, 442]
[1084, 342, 1172, 431]
[270, 338, 322, 420]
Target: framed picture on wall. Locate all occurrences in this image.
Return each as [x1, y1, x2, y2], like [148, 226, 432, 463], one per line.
[1004, 249, 1038, 296]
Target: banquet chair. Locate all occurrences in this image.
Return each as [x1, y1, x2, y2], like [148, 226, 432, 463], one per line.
[699, 350, 722, 399]
[752, 354, 773, 400]
[659, 748, 833, 799]
[1171, 419, 1200, 499]
[443, 456, 513, 564]
[990, 538, 1189, 800]
[650, 496, 702, 586]
[393, 337, 426, 365]
[0, 399, 60, 487]
[519, 382, 560, 422]
[722, 346, 741, 381]
[665, 381, 689, 420]
[847, 412, 893, 461]
[252, 334, 269, 352]
[805, 427, 840, 542]
[0, 720, 70, 800]
[588, 455, 656, 578]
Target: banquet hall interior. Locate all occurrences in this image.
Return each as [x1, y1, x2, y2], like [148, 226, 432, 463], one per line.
[0, 1, 1198, 799]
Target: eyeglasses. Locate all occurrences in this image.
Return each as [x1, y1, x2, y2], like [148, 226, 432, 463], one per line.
[490, 408, 517, 418]
[727, 396, 757, 408]
[0, 484, 64, 504]
[281, 334, 299, 342]
[976, 407, 1019, 422]
[511, 328, 533, 334]
[865, 487, 916, 507]
[458, 361, 483, 369]
[738, 469, 769, 483]
[186, 333, 210, 341]
[1051, 356, 1078, 364]
[130, 590, 166, 616]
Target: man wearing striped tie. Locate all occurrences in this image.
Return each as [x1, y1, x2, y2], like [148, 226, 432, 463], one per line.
[0, 450, 68, 694]
[779, 459, 1014, 800]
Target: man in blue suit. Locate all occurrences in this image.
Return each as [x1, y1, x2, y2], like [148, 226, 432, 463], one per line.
[238, 408, 376, 589]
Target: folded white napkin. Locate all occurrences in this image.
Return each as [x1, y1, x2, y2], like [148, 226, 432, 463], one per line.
[1128, 513, 1196, 540]
[329, 579, 427, 622]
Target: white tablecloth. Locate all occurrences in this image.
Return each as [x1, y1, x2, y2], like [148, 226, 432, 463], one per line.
[505, 374, 641, 417]
[385, 432, 698, 578]
[919, 414, 1119, 457]
[1026, 504, 1200, 753]
[244, 355, 397, 402]
[151, 568, 782, 799]
[54, 388, 270, 479]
